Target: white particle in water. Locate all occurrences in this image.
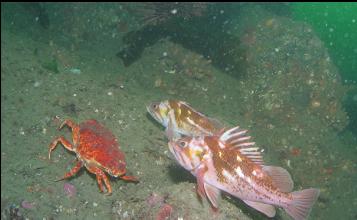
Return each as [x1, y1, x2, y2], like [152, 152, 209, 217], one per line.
[69, 68, 81, 74]
[34, 81, 41, 87]
[171, 9, 177, 14]
[122, 211, 129, 218]
[20, 128, 25, 135]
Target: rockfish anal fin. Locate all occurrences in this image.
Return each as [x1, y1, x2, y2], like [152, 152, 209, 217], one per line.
[243, 200, 276, 217]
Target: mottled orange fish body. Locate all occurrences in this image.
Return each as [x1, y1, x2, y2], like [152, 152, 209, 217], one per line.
[169, 126, 320, 220]
[147, 100, 222, 138]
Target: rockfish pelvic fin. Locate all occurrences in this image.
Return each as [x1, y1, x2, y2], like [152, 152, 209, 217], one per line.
[204, 183, 221, 208]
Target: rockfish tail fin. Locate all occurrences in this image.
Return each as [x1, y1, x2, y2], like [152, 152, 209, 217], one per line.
[285, 188, 320, 220]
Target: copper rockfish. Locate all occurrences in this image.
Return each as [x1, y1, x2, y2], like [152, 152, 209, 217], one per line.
[147, 100, 222, 138]
[168, 126, 320, 220]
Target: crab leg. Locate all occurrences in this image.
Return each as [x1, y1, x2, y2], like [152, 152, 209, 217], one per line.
[48, 136, 74, 159]
[120, 175, 139, 182]
[59, 119, 80, 146]
[55, 160, 83, 181]
[87, 166, 113, 195]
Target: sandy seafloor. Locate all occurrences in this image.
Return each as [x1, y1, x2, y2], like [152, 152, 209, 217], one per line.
[1, 3, 357, 220]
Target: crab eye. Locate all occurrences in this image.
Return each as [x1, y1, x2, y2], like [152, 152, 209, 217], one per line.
[179, 141, 187, 148]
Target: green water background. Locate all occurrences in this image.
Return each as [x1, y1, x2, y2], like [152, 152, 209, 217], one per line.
[291, 3, 357, 135]
[292, 3, 357, 83]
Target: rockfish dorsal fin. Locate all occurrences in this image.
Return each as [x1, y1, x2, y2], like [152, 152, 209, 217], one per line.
[219, 126, 264, 164]
[262, 166, 294, 192]
[207, 117, 225, 131]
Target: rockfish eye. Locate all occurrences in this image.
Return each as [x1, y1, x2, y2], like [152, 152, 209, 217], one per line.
[178, 141, 187, 148]
[153, 104, 158, 109]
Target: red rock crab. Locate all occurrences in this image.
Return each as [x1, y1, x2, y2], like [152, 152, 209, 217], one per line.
[48, 119, 138, 195]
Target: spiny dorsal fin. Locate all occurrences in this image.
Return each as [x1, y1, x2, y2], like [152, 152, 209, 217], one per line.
[219, 126, 264, 165]
[207, 117, 225, 130]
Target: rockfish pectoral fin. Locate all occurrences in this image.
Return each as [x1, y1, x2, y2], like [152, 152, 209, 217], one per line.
[262, 166, 294, 192]
[165, 125, 180, 141]
[203, 183, 221, 208]
[195, 165, 208, 200]
[165, 111, 181, 141]
[285, 188, 320, 220]
[243, 200, 276, 217]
